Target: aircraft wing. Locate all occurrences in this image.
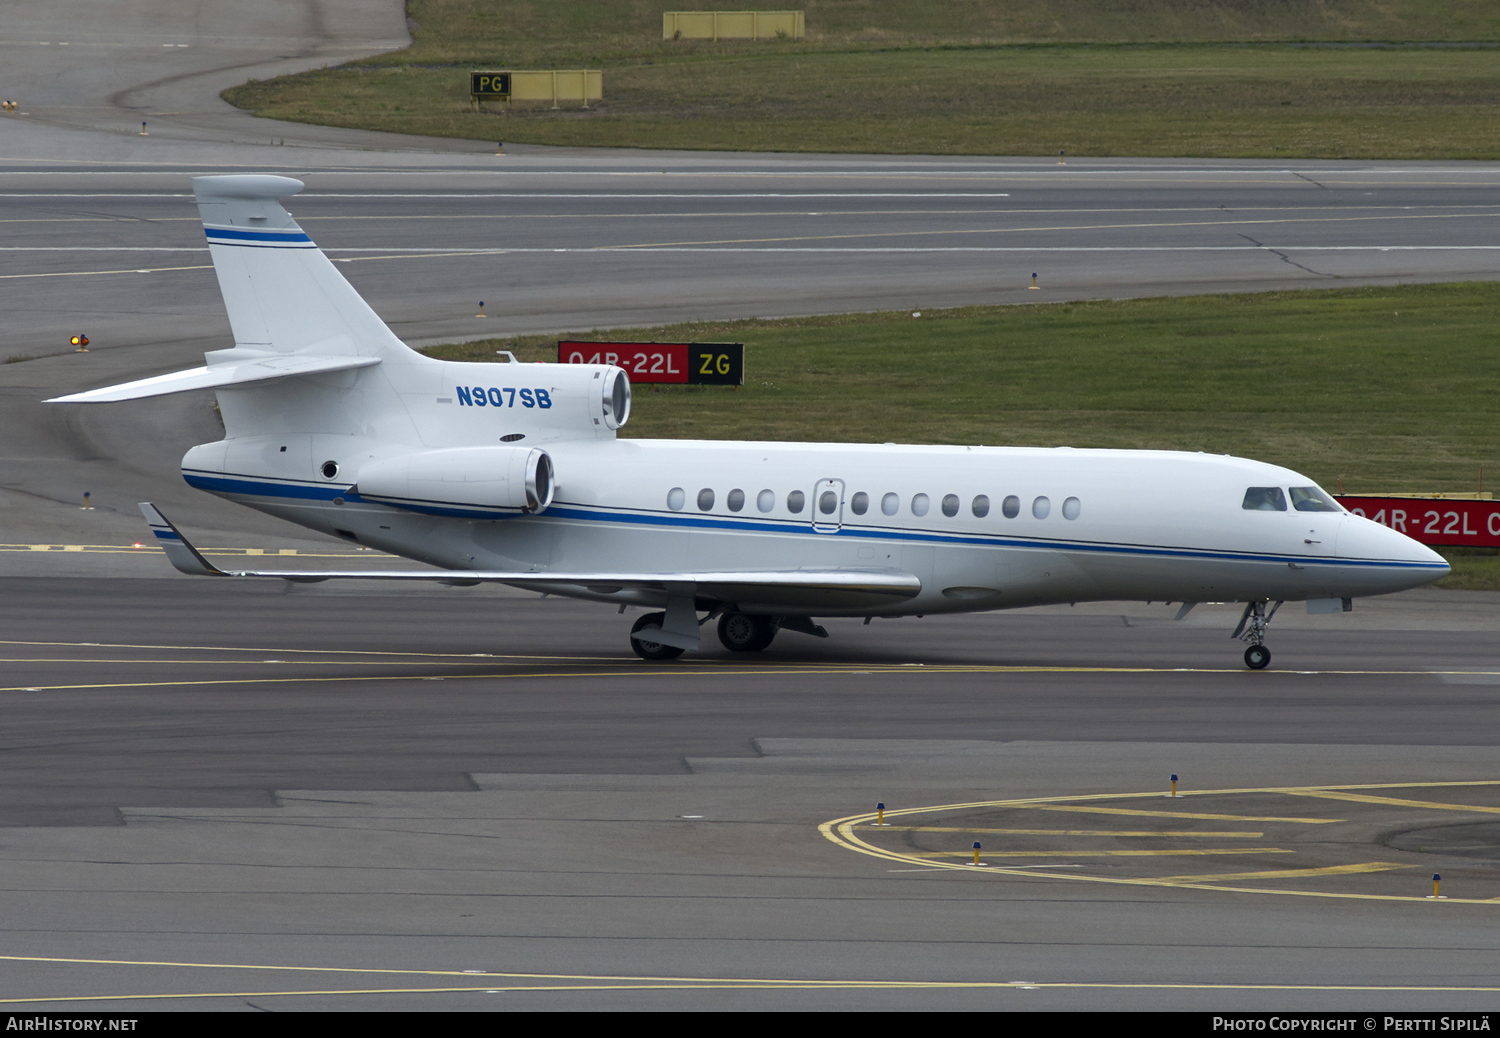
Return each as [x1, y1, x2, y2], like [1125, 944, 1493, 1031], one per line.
[139, 503, 921, 611]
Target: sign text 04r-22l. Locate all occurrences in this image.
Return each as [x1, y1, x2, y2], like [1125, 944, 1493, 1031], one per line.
[558, 342, 743, 385]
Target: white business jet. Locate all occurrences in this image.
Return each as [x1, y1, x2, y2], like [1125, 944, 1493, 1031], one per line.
[49, 176, 1447, 668]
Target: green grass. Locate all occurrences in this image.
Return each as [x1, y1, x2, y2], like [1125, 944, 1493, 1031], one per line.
[223, 0, 1500, 157]
[1435, 548, 1500, 590]
[422, 282, 1500, 497]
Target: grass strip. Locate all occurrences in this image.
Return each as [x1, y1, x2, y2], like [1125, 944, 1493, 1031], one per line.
[224, 1, 1500, 158]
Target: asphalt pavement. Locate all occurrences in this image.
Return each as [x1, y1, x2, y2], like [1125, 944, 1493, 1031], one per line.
[1, 0, 1498, 1012]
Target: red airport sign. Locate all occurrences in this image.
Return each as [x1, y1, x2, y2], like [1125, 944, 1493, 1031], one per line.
[1336, 496, 1500, 548]
[559, 341, 743, 385]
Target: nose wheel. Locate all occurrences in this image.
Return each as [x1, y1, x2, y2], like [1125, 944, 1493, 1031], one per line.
[1232, 599, 1282, 670]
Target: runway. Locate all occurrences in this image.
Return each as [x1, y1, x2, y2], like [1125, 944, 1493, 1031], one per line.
[7, 163, 1500, 365]
[1, 578, 1498, 1010]
[2, 0, 1499, 1013]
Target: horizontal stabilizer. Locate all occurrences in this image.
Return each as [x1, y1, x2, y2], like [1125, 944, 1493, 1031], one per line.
[136, 506, 920, 609]
[47, 352, 380, 403]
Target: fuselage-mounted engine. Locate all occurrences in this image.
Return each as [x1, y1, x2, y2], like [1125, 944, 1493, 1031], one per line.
[355, 445, 555, 518]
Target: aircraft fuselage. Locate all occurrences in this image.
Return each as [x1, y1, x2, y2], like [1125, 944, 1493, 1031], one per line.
[182, 435, 1445, 617]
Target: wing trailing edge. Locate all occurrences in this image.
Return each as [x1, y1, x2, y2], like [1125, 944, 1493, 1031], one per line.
[136, 504, 923, 608]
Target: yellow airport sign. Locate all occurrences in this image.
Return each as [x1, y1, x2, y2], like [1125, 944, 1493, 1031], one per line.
[470, 70, 602, 108]
[663, 11, 804, 40]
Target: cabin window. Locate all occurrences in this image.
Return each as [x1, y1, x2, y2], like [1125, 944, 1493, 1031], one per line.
[1290, 486, 1341, 512]
[667, 487, 686, 511]
[941, 494, 960, 517]
[1002, 495, 1020, 519]
[850, 492, 869, 515]
[911, 493, 930, 517]
[1063, 496, 1081, 520]
[819, 490, 838, 515]
[972, 495, 990, 518]
[757, 489, 775, 513]
[881, 493, 899, 516]
[787, 490, 806, 514]
[727, 489, 745, 512]
[697, 488, 715, 511]
[1032, 496, 1050, 519]
[1242, 487, 1286, 512]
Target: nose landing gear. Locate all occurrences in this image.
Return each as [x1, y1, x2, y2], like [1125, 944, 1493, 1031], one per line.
[1232, 600, 1282, 669]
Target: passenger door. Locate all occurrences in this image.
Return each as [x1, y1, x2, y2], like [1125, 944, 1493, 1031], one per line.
[812, 478, 844, 533]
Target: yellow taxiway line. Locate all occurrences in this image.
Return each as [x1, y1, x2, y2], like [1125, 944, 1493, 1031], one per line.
[854, 826, 1264, 838]
[4, 952, 1500, 1004]
[912, 848, 1292, 858]
[822, 780, 1500, 903]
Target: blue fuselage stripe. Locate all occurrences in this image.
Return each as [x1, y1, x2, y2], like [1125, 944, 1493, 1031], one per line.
[187, 470, 1446, 572]
[205, 227, 313, 244]
[185, 471, 344, 501]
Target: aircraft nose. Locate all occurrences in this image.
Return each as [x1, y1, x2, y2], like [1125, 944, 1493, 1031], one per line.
[1413, 539, 1449, 571]
[1336, 512, 1448, 577]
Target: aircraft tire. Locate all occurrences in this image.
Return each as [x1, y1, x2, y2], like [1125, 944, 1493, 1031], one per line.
[630, 612, 685, 661]
[717, 612, 777, 653]
[1244, 645, 1271, 670]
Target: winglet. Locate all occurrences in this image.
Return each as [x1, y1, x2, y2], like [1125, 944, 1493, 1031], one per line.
[138, 503, 225, 577]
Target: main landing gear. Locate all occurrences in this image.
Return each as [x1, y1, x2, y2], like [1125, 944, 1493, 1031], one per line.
[717, 612, 779, 653]
[1232, 599, 1282, 670]
[628, 609, 826, 660]
[629, 611, 685, 661]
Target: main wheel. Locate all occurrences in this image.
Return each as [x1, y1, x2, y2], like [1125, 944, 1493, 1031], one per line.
[631, 611, 685, 661]
[717, 612, 778, 652]
[1244, 644, 1271, 670]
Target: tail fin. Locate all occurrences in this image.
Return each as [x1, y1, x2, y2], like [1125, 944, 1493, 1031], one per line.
[193, 175, 408, 359]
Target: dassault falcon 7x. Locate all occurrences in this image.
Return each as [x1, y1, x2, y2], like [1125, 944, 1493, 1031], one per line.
[49, 175, 1447, 668]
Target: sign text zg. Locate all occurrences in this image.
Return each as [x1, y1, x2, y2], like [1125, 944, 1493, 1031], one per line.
[559, 341, 743, 385]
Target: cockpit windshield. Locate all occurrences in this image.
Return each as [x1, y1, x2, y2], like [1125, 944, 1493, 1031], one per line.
[1289, 486, 1341, 512]
[1242, 487, 1286, 511]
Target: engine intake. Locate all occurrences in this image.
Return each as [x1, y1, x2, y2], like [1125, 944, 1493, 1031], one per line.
[597, 365, 631, 430]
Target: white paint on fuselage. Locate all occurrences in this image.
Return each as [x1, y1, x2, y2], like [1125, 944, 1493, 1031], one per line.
[190, 432, 1446, 617]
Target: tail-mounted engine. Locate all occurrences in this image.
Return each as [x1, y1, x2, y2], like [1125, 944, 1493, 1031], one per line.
[355, 445, 555, 518]
[428, 360, 630, 444]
